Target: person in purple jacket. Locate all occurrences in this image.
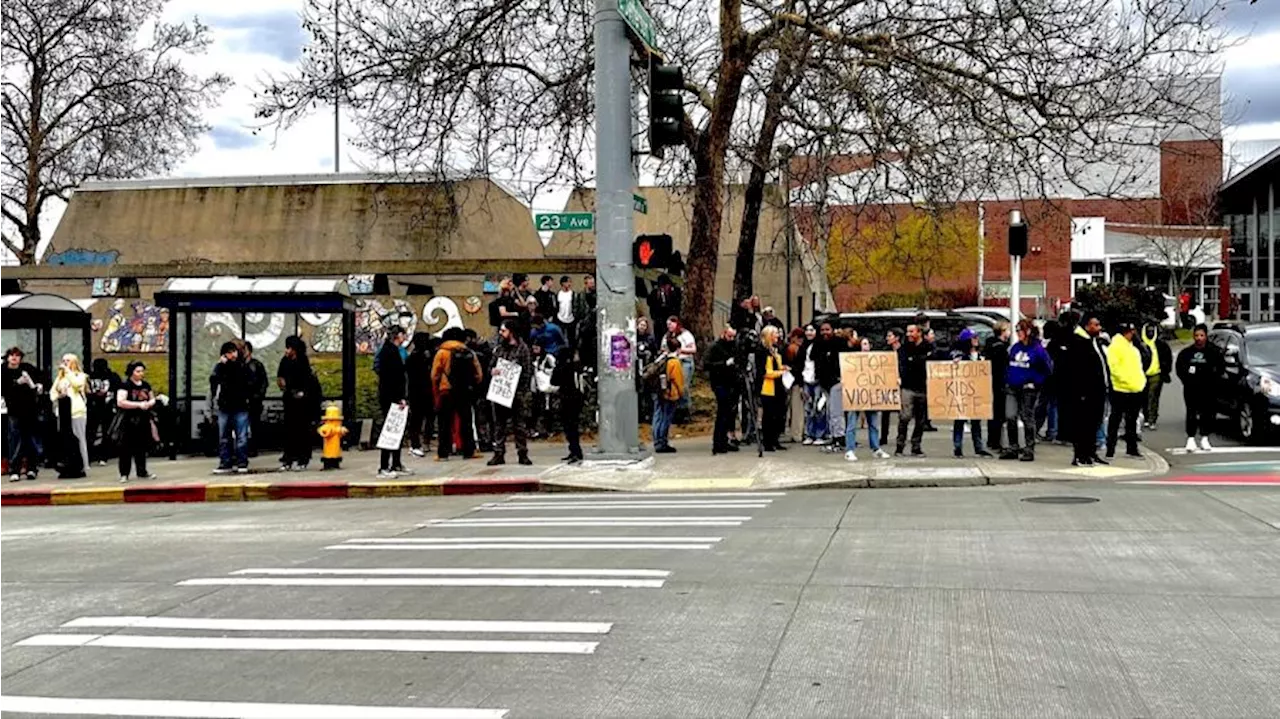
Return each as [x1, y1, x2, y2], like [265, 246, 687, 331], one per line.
[1000, 319, 1053, 462]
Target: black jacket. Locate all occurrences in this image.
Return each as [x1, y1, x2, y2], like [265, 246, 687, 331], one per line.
[898, 340, 931, 392]
[816, 338, 843, 390]
[210, 360, 249, 413]
[704, 338, 738, 389]
[406, 350, 434, 403]
[1045, 332, 1073, 395]
[493, 339, 534, 395]
[245, 358, 268, 404]
[375, 340, 406, 409]
[1175, 342, 1223, 392]
[646, 285, 682, 326]
[1, 362, 43, 418]
[985, 337, 1009, 391]
[1065, 332, 1111, 401]
[534, 288, 557, 319]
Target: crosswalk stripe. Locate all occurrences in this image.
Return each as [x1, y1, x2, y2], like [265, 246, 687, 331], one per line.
[425, 516, 753, 522]
[231, 568, 669, 577]
[325, 543, 716, 550]
[336, 537, 721, 544]
[478, 502, 771, 510]
[418, 521, 744, 527]
[0, 696, 507, 718]
[62, 617, 614, 634]
[506, 492, 784, 500]
[17, 634, 599, 654]
[176, 577, 665, 588]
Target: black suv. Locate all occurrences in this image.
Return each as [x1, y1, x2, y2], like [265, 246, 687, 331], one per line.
[810, 310, 999, 350]
[1208, 322, 1280, 443]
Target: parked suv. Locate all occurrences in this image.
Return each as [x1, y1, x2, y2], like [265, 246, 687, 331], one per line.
[1208, 322, 1280, 443]
[810, 310, 999, 349]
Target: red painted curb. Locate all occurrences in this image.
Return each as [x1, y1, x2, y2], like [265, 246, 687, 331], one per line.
[1, 490, 52, 506]
[267, 481, 351, 500]
[442, 479, 542, 495]
[123, 484, 209, 503]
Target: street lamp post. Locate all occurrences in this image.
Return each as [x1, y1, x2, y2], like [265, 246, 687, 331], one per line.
[1008, 209, 1028, 322]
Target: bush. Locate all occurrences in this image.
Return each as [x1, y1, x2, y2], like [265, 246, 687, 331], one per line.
[863, 288, 978, 311]
[1071, 283, 1166, 333]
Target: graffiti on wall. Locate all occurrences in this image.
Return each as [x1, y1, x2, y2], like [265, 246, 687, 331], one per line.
[47, 248, 120, 266]
[99, 300, 170, 353]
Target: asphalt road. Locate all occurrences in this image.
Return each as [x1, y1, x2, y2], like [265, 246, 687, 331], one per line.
[3, 484, 1280, 718]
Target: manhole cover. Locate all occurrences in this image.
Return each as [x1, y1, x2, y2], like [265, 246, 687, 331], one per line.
[1021, 496, 1100, 505]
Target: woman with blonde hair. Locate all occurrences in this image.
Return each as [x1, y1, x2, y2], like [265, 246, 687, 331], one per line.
[51, 353, 89, 477]
[758, 325, 788, 451]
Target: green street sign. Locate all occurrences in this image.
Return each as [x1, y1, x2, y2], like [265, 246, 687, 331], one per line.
[618, 0, 658, 52]
[634, 194, 648, 214]
[535, 212, 594, 231]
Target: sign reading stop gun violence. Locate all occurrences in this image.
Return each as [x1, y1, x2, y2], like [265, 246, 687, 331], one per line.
[926, 360, 994, 421]
[840, 352, 901, 411]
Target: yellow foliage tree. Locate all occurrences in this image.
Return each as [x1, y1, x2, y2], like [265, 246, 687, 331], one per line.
[826, 209, 979, 303]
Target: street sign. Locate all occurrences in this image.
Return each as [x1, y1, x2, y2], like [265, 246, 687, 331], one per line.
[634, 194, 648, 214]
[534, 212, 594, 231]
[618, 0, 658, 52]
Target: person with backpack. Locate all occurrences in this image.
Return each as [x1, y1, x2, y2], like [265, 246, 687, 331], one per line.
[466, 329, 495, 452]
[405, 332, 436, 457]
[276, 336, 317, 472]
[374, 327, 410, 478]
[431, 327, 482, 461]
[652, 335, 686, 454]
[489, 320, 534, 466]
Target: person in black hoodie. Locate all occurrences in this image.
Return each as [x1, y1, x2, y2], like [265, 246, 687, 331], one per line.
[984, 322, 1011, 451]
[1064, 313, 1112, 466]
[4, 347, 44, 481]
[1175, 323, 1224, 452]
[210, 342, 251, 474]
[375, 327, 410, 477]
[705, 326, 742, 455]
[277, 336, 317, 471]
[534, 275, 557, 320]
[551, 346, 584, 462]
[895, 324, 931, 456]
[405, 332, 436, 457]
[86, 358, 120, 467]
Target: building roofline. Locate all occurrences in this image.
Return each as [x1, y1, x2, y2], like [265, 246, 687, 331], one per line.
[77, 170, 510, 194]
[1220, 144, 1280, 192]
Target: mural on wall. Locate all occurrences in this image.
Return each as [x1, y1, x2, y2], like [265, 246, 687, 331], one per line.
[47, 248, 120, 266]
[99, 300, 170, 353]
[347, 298, 466, 354]
[202, 312, 288, 349]
[301, 313, 344, 354]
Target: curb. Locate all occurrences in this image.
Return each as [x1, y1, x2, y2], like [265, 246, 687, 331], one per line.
[1, 478, 546, 507]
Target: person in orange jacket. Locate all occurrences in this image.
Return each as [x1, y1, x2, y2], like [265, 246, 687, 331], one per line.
[317, 405, 348, 470]
[651, 336, 686, 454]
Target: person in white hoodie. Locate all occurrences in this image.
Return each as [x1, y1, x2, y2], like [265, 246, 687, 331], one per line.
[50, 354, 89, 477]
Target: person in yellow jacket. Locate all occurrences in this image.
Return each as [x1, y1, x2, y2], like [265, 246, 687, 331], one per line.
[758, 326, 789, 452]
[652, 336, 686, 454]
[317, 405, 349, 470]
[1105, 322, 1147, 458]
[1139, 321, 1172, 430]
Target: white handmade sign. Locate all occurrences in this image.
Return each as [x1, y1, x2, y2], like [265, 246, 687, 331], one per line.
[486, 358, 522, 409]
[375, 403, 409, 450]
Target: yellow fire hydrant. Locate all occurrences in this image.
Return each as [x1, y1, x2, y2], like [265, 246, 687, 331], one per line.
[317, 405, 349, 470]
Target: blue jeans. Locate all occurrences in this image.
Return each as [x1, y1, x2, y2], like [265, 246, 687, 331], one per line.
[953, 420, 986, 452]
[6, 415, 38, 475]
[1096, 397, 1109, 447]
[1037, 394, 1058, 440]
[653, 398, 676, 449]
[803, 384, 829, 439]
[217, 410, 250, 468]
[844, 411, 880, 452]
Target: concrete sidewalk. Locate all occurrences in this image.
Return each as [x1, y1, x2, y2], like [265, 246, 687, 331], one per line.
[1, 429, 1168, 506]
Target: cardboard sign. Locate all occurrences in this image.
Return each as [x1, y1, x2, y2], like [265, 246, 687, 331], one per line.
[486, 358, 522, 409]
[375, 403, 408, 450]
[840, 352, 901, 412]
[926, 360, 994, 421]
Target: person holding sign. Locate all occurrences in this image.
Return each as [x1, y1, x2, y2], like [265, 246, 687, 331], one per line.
[840, 336, 889, 462]
[489, 321, 535, 466]
[431, 327, 483, 461]
[948, 330, 994, 458]
[374, 327, 411, 478]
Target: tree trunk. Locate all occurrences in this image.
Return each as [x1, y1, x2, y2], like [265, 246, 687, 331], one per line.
[732, 71, 789, 303]
[683, 52, 748, 346]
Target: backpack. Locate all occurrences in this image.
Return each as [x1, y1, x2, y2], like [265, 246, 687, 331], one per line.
[641, 357, 667, 392]
[448, 347, 477, 392]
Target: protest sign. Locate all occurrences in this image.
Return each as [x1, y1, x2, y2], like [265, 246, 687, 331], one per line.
[486, 357, 521, 409]
[840, 352, 900, 411]
[375, 403, 409, 450]
[926, 360, 994, 420]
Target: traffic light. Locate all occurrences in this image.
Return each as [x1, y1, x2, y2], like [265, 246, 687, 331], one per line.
[1008, 217, 1028, 257]
[633, 234, 673, 269]
[648, 62, 685, 158]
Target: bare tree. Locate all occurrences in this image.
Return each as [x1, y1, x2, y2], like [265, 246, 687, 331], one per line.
[1, 0, 229, 264]
[256, 0, 1224, 342]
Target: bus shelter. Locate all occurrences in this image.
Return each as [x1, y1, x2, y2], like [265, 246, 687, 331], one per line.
[0, 293, 93, 376]
[154, 278, 356, 456]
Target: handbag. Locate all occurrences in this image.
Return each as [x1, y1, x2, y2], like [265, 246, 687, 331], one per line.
[107, 412, 126, 444]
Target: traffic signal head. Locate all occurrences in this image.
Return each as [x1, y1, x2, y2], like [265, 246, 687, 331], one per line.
[649, 63, 685, 157]
[634, 234, 673, 269]
[1008, 219, 1028, 258]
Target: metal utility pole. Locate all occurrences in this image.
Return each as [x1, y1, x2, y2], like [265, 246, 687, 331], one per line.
[333, 0, 341, 173]
[1008, 209, 1028, 323]
[592, 0, 640, 457]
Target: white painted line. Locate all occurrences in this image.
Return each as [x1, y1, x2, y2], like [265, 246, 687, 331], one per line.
[325, 543, 715, 550]
[338, 537, 721, 544]
[62, 616, 614, 634]
[1166, 446, 1280, 455]
[0, 696, 506, 719]
[419, 521, 744, 528]
[17, 633, 598, 654]
[479, 502, 771, 510]
[506, 492, 784, 499]
[426, 516, 753, 522]
[176, 577, 664, 588]
[232, 567, 669, 577]
[1125, 480, 1280, 486]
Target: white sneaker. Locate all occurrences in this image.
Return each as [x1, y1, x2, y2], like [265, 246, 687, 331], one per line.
[873, 449, 891, 459]
[802, 438, 814, 446]
[119, 475, 129, 483]
[1184, 437, 1198, 452]
[1199, 436, 1213, 451]
[815, 438, 830, 446]
[844, 450, 857, 462]
[410, 447, 427, 458]
[376, 469, 398, 479]
[8, 474, 19, 483]
[276, 463, 292, 472]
